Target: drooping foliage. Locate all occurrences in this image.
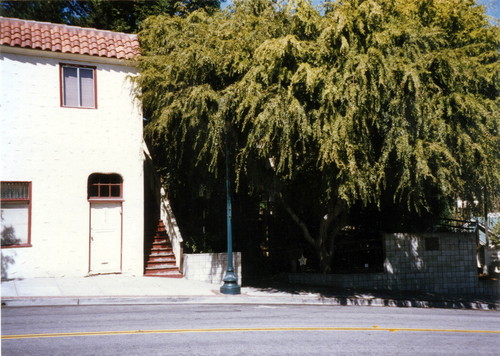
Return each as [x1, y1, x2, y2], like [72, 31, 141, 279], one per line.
[137, 0, 499, 272]
[0, 0, 82, 24]
[0, 0, 222, 33]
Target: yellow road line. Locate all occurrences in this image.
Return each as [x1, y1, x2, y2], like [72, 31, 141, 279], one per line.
[3, 326, 500, 340]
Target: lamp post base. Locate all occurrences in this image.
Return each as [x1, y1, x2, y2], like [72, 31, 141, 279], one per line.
[220, 270, 241, 295]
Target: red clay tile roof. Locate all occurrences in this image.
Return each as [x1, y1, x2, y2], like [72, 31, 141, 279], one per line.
[0, 17, 140, 59]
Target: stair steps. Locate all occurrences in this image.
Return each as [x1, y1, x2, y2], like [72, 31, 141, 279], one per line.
[144, 220, 183, 278]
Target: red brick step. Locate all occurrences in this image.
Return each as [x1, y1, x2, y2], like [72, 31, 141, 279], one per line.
[144, 219, 183, 278]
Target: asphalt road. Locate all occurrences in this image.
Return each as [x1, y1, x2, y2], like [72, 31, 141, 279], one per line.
[2, 304, 499, 355]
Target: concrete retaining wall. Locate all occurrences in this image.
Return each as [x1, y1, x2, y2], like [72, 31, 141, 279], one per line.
[287, 233, 499, 297]
[182, 252, 242, 285]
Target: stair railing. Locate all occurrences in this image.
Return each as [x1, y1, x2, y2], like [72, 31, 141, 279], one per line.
[160, 188, 184, 270]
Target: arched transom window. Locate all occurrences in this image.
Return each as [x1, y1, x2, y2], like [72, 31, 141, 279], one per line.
[88, 173, 123, 199]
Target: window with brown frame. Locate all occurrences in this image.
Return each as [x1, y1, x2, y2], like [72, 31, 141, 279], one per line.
[88, 174, 123, 199]
[61, 64, 96, 108]
[1, 182, 32, 248]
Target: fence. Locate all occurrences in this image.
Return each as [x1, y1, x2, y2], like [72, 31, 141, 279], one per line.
[287, 232, 499, 297]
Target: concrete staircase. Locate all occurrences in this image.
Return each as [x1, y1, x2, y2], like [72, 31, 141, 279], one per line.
[144, 220, 183, 278]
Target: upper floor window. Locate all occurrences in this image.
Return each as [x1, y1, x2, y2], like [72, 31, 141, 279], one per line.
[61, 64, 96, 108]
[1, 182, 32, 248]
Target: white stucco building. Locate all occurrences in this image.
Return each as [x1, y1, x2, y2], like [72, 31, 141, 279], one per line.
[1, 17, 146, 278]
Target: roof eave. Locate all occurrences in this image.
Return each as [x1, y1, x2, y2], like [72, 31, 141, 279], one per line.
[1, 44, 140, 67]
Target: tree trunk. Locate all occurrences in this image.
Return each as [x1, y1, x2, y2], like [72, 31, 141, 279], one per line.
[281, 197, 347, 273]
[317, 243, 333, 274]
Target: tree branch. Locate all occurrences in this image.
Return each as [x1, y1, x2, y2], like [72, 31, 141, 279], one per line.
[279, 194, 317, 248]
[320, 198, 347, 255]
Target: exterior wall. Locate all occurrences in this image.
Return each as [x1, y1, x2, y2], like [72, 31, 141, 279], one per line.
[287, 233, 499, 297]
[1, 49, 144, 278]
[183, 253, 242, 285]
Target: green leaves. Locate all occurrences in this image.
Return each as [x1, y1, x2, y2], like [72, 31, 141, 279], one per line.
[138, 0, 499, 215]
[0, 0, 223, 33]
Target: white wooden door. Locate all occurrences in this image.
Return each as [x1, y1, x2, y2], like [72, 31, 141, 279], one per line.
[90, 203, 122, 274]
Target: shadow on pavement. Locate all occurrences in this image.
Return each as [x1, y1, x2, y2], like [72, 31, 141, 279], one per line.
[243, 276, 500, 310]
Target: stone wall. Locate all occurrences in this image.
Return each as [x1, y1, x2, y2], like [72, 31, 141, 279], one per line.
[287, 233, 499, 297]
[182, 253, 242, 285]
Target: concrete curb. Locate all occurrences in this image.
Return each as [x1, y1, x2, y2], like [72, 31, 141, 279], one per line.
[2, 294, 499, 310]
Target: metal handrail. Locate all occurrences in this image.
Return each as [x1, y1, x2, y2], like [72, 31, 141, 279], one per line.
[435, 218, 477, 232]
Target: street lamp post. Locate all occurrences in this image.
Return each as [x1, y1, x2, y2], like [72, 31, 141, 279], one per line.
[220, 140, 241, 295]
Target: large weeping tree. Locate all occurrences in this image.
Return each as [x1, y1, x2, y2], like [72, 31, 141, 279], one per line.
[137, 0, 499, 272]
[0, 0, 222, 33]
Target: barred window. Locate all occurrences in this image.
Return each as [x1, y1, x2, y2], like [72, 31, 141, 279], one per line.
[1, 182, 31, 247]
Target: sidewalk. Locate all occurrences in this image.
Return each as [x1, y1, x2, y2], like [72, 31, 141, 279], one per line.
[2, 275, 499, 310]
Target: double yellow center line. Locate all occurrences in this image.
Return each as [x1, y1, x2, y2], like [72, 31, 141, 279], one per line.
[3, 326, 500, 340]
